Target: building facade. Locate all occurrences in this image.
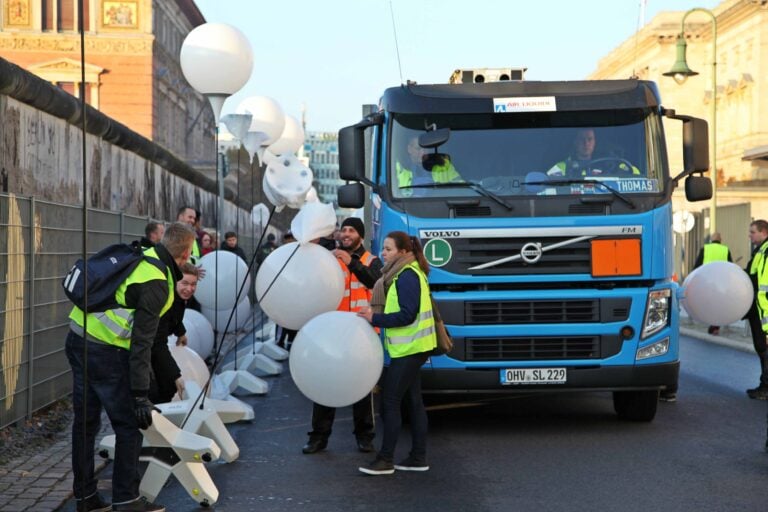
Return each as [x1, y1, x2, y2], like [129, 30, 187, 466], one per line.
[589, 0, 768, 223]
[0, 0, 214, 165]
[304, 131, 347, 219]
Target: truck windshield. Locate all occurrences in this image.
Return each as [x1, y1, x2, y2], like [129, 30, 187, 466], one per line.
[389, 109, 665, 200]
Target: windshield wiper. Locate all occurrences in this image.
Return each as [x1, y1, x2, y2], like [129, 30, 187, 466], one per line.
[401, 181, 514, 210]
[524, 178, 636, 209]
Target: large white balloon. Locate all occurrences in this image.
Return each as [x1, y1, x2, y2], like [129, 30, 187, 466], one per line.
[170, 346, 211, 400]
[289, 312, 384, 407]
[180, 23, 253, 96]
[201, 298, 251, 334]
[263, 154, 313, 210]
[681, 261, 753, 325]
[195, 251, 251, 311]
[256, 242, 344, 330]
[267, 115, 305, 157]
[182, 309, 215, 359]
[236, 96, 285, 146]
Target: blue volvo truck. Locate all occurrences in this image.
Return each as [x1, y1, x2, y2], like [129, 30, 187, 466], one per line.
[338, 77, 711, 421]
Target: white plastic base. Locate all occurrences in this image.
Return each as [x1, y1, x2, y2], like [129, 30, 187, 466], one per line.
[217, 369, 270, 394]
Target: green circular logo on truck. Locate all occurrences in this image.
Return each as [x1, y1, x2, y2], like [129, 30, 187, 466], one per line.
[424, 238, 452, 267]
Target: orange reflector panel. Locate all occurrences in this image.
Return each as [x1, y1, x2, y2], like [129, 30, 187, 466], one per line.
[591, 239, 641, 277]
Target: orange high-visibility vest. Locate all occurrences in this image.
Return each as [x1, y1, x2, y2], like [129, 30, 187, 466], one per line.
[338, 251, 376, 312]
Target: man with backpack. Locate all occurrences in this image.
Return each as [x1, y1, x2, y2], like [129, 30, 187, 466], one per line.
[65, 223, 195, 512]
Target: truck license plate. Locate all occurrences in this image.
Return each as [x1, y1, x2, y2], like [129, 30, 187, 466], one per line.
[500, 368, 567, 385]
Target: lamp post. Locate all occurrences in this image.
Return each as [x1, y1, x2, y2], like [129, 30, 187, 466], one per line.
[663, 7, 717, 235]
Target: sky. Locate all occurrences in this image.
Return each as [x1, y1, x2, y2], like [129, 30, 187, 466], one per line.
[194, 0, 721, 134]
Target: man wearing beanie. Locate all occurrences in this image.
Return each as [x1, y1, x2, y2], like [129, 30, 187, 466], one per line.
[302, 216, 384, 455]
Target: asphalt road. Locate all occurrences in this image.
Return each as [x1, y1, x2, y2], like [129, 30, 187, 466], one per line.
[63, 335, 768, 512]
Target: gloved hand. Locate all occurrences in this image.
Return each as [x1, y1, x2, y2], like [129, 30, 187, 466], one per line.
[133, 396, 160, 430]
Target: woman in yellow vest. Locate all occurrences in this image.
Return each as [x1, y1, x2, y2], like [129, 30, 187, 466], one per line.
[357, 231, 437, 475]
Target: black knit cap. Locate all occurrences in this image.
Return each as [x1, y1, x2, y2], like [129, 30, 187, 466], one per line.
[341, 217, 364, 239]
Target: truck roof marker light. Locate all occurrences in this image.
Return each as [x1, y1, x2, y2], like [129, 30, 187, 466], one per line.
[591, 239, 641, 277]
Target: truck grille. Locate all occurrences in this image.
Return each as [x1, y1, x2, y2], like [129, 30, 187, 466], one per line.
[464, 335, 616, 361]
[467, 299, 598, 324]
[454, 236, 592, 275]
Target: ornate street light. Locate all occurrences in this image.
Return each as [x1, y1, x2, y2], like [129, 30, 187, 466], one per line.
[663, 8, 717, 235]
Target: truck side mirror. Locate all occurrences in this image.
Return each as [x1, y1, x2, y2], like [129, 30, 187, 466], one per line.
[339, 125, 365, 181]
[337, 183, 365, 208]
[684, 175, 712, 202]
[683, 117, 709, 173]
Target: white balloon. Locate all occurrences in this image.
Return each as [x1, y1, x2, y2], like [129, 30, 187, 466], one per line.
[201, 298, 251, 334]
[290, 202, 337, 244]
[251, 203, 270, 227]
[195, 251, 251, 311]
[236, 96, 285, 146]
[183, 309, 215, 359]
[263, 154, 313, 210]
[267, 115, 305, 157]
[256, 242, 344, 330]
[681, 261, 753, 325]
[180, 23, 253, 96]
[170, 345, 211, 400]
[289, 312, 383, 408]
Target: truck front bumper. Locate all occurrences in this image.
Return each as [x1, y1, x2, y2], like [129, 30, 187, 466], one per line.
[421, 361, 679, 393]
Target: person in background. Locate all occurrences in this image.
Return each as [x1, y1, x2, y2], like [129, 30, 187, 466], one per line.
[302, 218, 382, 455]
[177, 206, 202, 265]
[257, 233, 277, 264]
[148, 263, 200, 405]
[395, 136, 461, 195]
[693, 232, 732, 335]
[745, 220, 768, 400]
[221, 231, 247, 262]
[200, 231, 215, 256]
[140, 222, 164, 249]
[66, 222, 195, 512]
[357, 231, 436, 475]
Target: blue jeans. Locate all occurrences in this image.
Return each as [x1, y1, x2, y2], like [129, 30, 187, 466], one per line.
[378, 351, 430, 461]
[65, 331, 142, 503]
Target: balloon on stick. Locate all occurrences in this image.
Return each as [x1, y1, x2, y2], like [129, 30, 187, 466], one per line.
[262, 155, 313, 211]
[681, 261, 753, 325]
[170, 346, 211, 400]
[266, 115, 305, 157]
[236, 96, 285, 161]
[182, 309, 215, 359]
[255, 242, 344, 330]
[195, 251, 251, 312]
[290, 312, 384, 408]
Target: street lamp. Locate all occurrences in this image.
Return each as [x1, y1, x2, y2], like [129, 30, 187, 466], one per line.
[663, 7, 718, 235]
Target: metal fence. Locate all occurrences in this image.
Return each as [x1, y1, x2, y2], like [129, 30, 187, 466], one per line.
[0, 193, 258, 429]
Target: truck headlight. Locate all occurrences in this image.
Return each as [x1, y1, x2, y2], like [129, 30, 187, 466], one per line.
[642, 289, 671, 339]
[636, 337, 669, 360]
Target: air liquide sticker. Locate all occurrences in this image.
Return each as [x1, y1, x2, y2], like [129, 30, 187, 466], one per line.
[424, 238, 452, 268]
[493, 96, 557, 113]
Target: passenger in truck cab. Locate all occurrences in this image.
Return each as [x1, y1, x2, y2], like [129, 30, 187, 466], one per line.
[547, 128, 640, 178]
[395, 136, 462, 194]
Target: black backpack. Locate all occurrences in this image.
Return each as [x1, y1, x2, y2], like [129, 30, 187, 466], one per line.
[62, 242, 164, 313]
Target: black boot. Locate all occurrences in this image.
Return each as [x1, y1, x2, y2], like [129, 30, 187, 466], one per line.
[747, 353, 768, 399]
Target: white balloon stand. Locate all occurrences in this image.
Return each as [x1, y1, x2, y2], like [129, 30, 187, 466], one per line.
[221, 344, 283, 376]
[216, 368, 269, 395]
[98, 412, 221, 506]
[157, 398, 239, 463]
[183, 381, 255, 422]
[260, 339, 289, 361]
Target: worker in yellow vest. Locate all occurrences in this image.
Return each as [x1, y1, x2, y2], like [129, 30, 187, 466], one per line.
[66, 223, 195, 512]
[357, 231, 437, 475]
[747, 220, 768, 400]
[693, 232, 733, 335]
[302, 217, 383, 455]
[395, 136, 462, 197]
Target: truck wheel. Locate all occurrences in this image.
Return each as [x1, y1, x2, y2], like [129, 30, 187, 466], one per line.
[613, 390, 658, 422]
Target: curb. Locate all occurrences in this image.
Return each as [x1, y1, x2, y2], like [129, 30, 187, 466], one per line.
[680, 326, 754, 354]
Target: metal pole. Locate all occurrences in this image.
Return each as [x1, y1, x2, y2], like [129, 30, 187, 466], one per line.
[680, 8, 717, 235]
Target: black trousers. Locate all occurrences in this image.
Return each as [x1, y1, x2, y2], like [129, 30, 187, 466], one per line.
[308, 393, 375, 442]
[746, 304, 768, 387]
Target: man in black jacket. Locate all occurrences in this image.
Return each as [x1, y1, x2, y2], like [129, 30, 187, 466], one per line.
[221, 231, 247, 262]
[66, 223, 195, 512]
[149, 263, 200, 404]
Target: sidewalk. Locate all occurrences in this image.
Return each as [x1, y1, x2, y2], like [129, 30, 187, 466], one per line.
[0, 320, 756, 511]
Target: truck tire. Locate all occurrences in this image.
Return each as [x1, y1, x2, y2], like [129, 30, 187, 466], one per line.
[613, 390, 659, 422]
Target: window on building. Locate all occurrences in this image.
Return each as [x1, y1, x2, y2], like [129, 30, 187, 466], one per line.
[43, 0, 90, 31]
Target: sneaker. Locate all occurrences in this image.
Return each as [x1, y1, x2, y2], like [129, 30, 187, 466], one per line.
[747, 386, 768, 400]
[112, 497, 165, 511]
[394, 456, 430, 472]
[358, 457, 395, 475]
[76, 493, 111, 512]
